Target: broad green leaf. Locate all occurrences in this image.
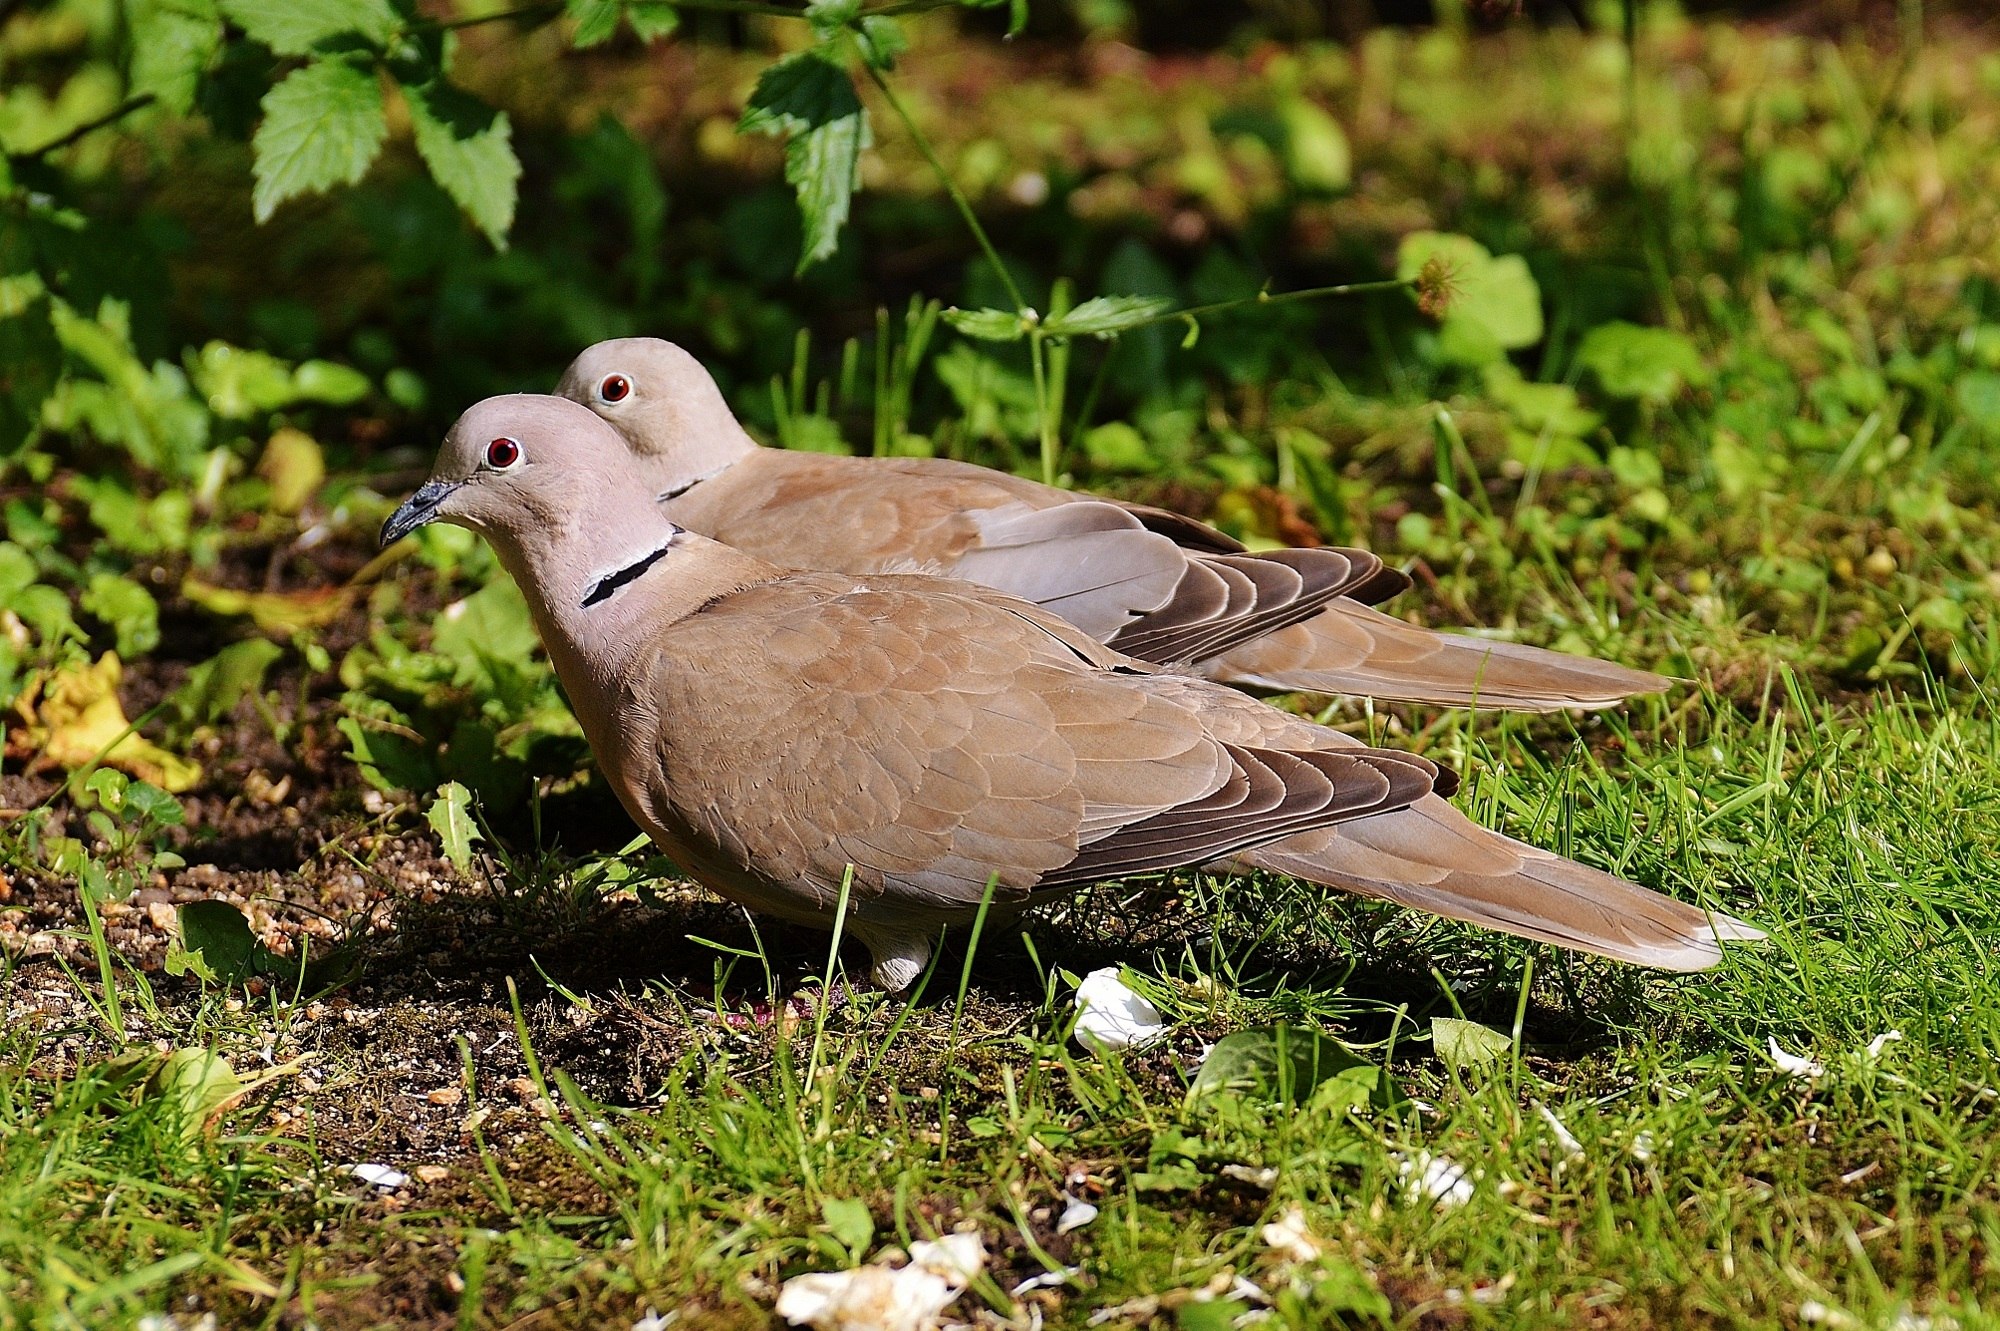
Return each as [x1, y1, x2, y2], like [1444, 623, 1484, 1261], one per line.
[1188, 1025, 1402, 1112]
[432, 579, 540, 682]
[1041, 294, 1176, 339]
[1574, 321, 1709, 404]
[566, 0, 620, 46]
[1081, 421, 1151, 473]
[1957, 370, 2000, 434]
[80, 574, 160, 658]
[942, 306, 1027, 342]
[250, 57, 389, 222]
[294, 359, 371, 403]
[182, 577, 352, 635]
[1397, 232, 1543, 368]
[854, 15, 907, 70]
[172, 900, 260, 983]
[126, 0, 223, 115]
[820, 1197, 874, 1255]
[426, 780, 483, 874]
[1430, 1017, 1512, 1072]
[740, 52, 872, 272]
[403, 79, 520, 247]
[148, 1049, 244, 1145]
[218, 0, 402, 54]
[168, 638, 284, 727]
[337, 699, 439, 794]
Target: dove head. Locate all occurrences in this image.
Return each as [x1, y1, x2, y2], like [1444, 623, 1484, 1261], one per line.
[555, 337, 759, 500]
[382, 394, 682, 593]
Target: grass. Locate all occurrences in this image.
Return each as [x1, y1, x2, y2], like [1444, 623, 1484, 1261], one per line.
[6, 6, 2000, 1330]
[6, 668, 2000, 1328]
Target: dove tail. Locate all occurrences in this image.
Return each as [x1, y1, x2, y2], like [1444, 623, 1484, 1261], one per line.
[1204, 602, 1674, 712]
[1228, 797, 1763, 971]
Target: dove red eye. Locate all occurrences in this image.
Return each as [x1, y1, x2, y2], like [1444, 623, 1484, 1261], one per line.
[599, 374, 631, 403]
[486, 437, 521, 469]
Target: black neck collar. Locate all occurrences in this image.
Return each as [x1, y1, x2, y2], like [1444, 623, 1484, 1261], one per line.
[581, 537, 676, 608]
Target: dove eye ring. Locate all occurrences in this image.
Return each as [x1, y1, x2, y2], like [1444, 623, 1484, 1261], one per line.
[599, 374, 631, 403]
[486, 437, 521, 469]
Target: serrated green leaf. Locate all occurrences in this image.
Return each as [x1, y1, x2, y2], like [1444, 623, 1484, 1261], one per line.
[627, 1, 679, 39]
[250, 58, 389, 222]
[1041, 294, 1176, 339]
[426, 780, 484, 874]
[404, 78, 519, 247]
[1430, 1017, 1512, 1072]
[126, 0, 223, 115]
[740, 52, 871, 272]
[565, 0, 620, 46]
[218, 0, 401, 54]
[943, 306, 1027, 342]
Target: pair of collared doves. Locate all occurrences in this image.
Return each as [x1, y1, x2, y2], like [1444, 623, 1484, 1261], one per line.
[383, 395, 1762, 989]
[552, 338, 1671, 712]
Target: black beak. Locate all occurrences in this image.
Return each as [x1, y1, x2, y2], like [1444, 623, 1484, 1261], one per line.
[380, 480, 460, 548]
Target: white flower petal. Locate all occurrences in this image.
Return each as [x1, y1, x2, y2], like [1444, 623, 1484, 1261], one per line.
[347, 1163, 410, 1190]
[1866, 1030, 1904, 1060]
[1629, 1130, 1657, 1163]
[1056, 1195, 1099, 1234]
[1534, 1102, 1584, 1164]
[1073, 968, 1166, 1053]
[1396, 1152, 1474, 1207]
[775, 1233, 986, 1331]
[632, 1310, 677, 1331]
[1260, 1206, 1323, 1263]
[1768, 1036, 1825, 1082]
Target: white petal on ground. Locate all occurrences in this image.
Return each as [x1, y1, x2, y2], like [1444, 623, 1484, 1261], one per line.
[1629, 1130, 1657, 1163]
[1056, 1195, 1099, 1234]
[1799, 1300, 1861, 1328]
[347, 1163, 410, 1190]
[1768, 1037, 1826, 1082]
[1396, 1152, 1475, 1207]
[1011, 1267, 1078, 1296]
[631, 1310, 676, 1331]
[1534, 1102, 1585, 1164]
[775, 1232, 987, 1331]
[1260, 1206, 1323, 1263]
[1866, 1030, 1905, 1060]
[1072, 968, 1167, 1053]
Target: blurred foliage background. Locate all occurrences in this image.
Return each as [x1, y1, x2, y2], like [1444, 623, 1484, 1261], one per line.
[2, 0, 1999, 882]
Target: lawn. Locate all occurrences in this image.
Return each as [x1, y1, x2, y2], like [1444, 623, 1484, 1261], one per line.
[2, 2, 1999, 1328]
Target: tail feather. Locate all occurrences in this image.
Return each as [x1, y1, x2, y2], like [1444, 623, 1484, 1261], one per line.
[1227, 796, 1763, 971]
[1202, 602, 1673, 712]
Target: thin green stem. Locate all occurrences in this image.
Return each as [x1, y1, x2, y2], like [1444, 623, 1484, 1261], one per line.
[1119, 278, 1414, 334]
[1029, 334, 1057, 486]
[859, 57, 1028, 314]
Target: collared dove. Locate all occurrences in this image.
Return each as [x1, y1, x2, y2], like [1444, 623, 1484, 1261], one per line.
[554, 338, 1670, 712]
[383, 394, 1761, 990]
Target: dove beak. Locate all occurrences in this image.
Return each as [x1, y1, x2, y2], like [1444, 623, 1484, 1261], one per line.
[381, 479, 461, 548]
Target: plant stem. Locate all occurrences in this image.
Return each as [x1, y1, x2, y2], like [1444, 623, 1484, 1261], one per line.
[1119, 278, 1415, 333]
[859, 58, 1028, 314]
[13, 94, 156, 161]
[1029, 334, 1057, 486]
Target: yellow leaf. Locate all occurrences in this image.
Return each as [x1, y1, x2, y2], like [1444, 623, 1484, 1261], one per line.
[14, 652, 202, 791]
[182, 577, 350, 636]
[257, 426, 325, 515]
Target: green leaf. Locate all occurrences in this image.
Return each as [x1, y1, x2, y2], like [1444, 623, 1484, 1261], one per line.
[1397, 232, 1544, 368]
[1430, 1017, 1512, 1072]
[1081, 421, 1152, 473]
[337, 703, 440, 794]
[1188, 1025, 1403, 1112]
[80, 574, 161, 658]
[942, 306, 1027, 342]
[126, 0, 224, 115]
[1041, 294, 1176, 339]
[565, 0, 621, 47]
[250, 57, 389, 223]
[740, 52, 872, 272]
[627, 1, 680, 39]
[167, 639, 285, 728]
[1280, 96, 1351, 192]
[820, 1197, 874, 1255]
[426, 780, 483, 874]
[404, 79, 520, 248]
[1574, 321, 1709, 404]
[172, 900, 260, 983]
[1956, 370, 2000, 434]
[854, 15, 907, 70]
[218, 0, 402, 54]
